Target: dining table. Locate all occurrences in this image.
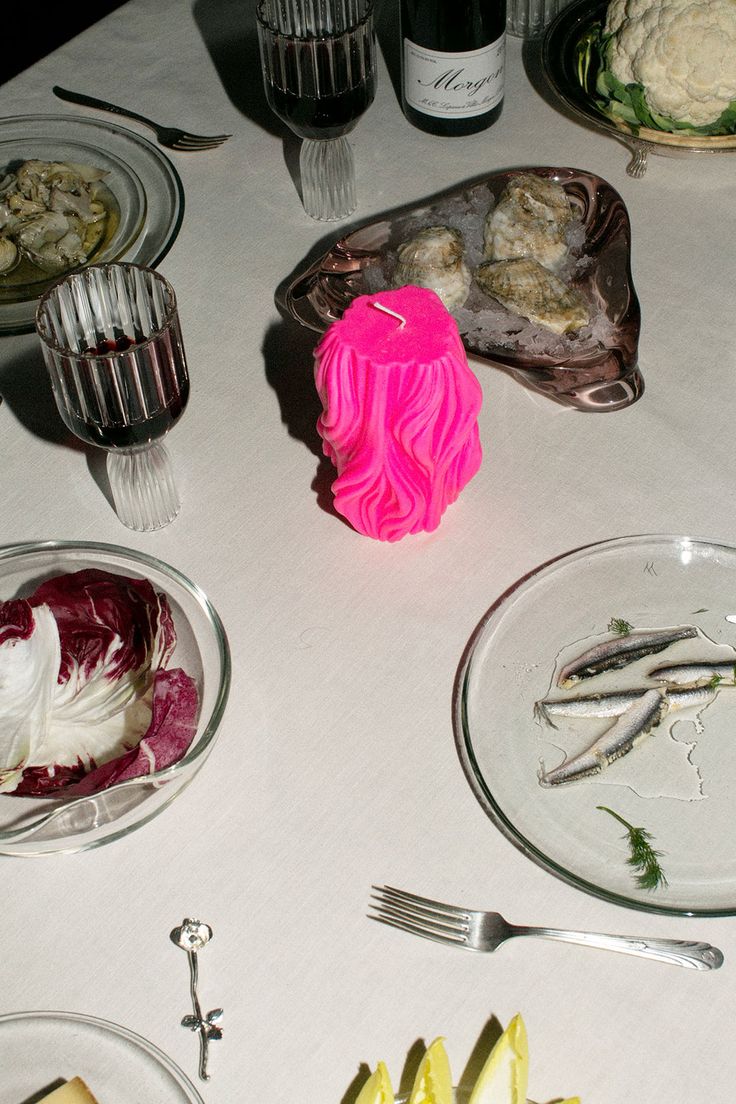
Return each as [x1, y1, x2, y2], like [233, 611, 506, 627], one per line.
[1, 1, 735, 1102]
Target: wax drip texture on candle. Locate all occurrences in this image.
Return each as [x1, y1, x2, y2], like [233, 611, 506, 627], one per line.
[314, 286, 483, 542]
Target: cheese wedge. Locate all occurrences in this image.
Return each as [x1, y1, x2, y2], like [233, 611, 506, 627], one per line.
[37, 1078, 99, 1104]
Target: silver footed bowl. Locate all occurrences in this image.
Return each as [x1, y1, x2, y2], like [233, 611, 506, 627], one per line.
[541, 0, 736, 178]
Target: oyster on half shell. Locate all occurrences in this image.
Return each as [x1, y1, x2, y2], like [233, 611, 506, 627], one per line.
[475, 257, 590, 335]
[393, 225, 471, 310]
[484, 173, 574, 271]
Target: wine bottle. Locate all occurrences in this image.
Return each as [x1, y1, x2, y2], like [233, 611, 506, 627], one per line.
[400, 0, 506, 136]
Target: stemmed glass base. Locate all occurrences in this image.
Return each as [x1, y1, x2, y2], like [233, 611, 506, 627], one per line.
[300, 137, 357, 221]
[107, 443, 181, 532]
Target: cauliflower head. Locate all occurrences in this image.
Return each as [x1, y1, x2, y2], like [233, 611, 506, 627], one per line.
[603, 0, 736, 127]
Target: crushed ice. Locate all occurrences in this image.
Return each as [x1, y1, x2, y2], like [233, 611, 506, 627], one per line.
[364, 182, 617, 360]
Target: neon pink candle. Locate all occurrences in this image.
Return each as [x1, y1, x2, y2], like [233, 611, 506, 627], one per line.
[314, 286, 483, 542]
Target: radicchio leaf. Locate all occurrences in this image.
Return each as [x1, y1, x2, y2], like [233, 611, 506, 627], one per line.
[0, 601, 60, 793]
[29, 569, 175, 685]
[1, 569, 198, 797]
[0, 599, 36, 645]
[67, 668, 199, 795]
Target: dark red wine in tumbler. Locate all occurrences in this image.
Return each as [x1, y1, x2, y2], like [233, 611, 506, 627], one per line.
[262, 32, 376, 141]
[267, 77, 375, 140]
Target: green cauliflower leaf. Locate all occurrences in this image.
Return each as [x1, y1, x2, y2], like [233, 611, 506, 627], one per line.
[574, 20, 736, 137]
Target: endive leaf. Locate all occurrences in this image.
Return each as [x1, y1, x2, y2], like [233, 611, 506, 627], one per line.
[408, 1038, 453, 1104]
[467, 1015, 529, 1104]
[356, 1062, 395, 1104]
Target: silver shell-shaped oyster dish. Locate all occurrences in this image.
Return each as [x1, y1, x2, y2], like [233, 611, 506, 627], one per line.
[282, 167, 642, 412]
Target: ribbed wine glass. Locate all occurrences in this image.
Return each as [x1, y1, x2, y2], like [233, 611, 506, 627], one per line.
[36, 263, 189, 532]
[257, 0, 376, 221]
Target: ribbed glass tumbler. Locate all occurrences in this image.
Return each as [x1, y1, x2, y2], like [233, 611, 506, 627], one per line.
[35, 263, 189, 532]
[506, 0, 573, 37]
[257, 0, 377, 221]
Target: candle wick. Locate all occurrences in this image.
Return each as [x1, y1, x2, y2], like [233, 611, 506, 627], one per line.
[371, 301, 406, 330]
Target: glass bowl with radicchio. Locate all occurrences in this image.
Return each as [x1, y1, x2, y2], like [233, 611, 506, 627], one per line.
[0, 541, 230, 856]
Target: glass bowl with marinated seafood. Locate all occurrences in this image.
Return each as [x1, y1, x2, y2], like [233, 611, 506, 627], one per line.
[282, 167, 641, 412]
[0, 115, 184, 334]
[542, 0, 736, 179]
[0, 540, 230, 857]
[455, 533, 736, 916]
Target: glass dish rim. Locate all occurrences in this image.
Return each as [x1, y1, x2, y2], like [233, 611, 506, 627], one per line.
[541, 0, 736, 155]
[0, 1008, 205, 1104]
[0, 540, 231, 855]
[454, 531, 736, 918]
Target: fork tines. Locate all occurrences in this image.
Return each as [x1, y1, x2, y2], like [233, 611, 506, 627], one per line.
[174, 134, 232, 150]
[369, 885, 470, 947]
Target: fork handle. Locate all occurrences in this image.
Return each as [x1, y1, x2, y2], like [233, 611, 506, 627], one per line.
[53, 86, 156, 132]
[509, 926, 723, 970]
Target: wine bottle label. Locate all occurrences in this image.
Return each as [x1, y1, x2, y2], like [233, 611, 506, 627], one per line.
[403, 36, 505, 119]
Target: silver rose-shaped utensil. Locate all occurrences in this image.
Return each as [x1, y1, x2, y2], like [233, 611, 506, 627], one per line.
[171, 919, 222, 1080]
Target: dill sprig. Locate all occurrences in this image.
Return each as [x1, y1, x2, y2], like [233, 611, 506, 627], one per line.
[708, 673, 723, 690]
[597, 805, 668, 891]
[608, 617, 633, 636]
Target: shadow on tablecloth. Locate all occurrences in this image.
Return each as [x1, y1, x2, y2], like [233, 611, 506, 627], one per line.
[0, 336, 115, 510]
[262, 317, 348, 523]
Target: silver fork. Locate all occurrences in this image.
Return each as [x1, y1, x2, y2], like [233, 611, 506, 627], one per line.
[369, 886, 724, 970]
[53, 86, 231, 151]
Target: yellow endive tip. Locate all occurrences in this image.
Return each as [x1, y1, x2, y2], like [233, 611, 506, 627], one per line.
[467, 1014, 529, 1104]
[408, 1037, 453, 1104]
[355, 1061, 395, 1104]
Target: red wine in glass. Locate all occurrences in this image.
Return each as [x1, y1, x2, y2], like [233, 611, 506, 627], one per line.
[257, 0, 377, 220]
[60, 333, 190, 450]
[265, 76, 375, 141]
[61, 383, 189, 450]
[36, 263, 189, 531]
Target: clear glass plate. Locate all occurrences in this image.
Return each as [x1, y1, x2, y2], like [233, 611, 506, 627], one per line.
[282, 167, 642, 412]
[0, 1010, 204, 1104]
[0, 115, 184, 334]
[0, 541, 230, 857]
[455, 534, 736, 915]
[542, 0, 736, 176]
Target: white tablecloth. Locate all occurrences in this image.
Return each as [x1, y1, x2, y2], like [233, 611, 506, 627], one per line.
[1, 3, 734, 1102]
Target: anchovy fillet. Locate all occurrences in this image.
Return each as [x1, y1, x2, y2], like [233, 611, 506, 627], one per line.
[648, 660, 736, 685]
[539, 689, 668, 786]
[536, 682, 723, 725]
[557, 626, 698, 688]
[536, 687, 651, 724]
